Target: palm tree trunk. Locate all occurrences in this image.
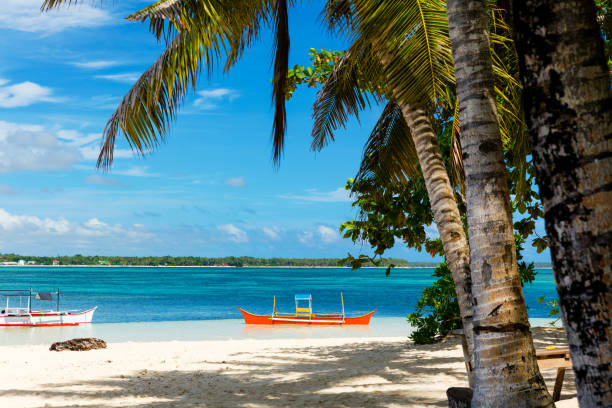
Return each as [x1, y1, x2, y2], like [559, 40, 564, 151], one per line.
[398, 102, 475, 384]
[513, 1, 612, 405]
[445, 0, 553, 405]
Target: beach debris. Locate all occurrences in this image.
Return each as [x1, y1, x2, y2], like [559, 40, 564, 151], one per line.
[49, 338, 107, 351]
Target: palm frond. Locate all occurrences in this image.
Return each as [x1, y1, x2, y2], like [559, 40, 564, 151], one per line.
[311, 43, 385, 151]
[355, 101, 420, 186]
[41, 0, 89, 11]
[322, 0, 354, 34]
[450, 100, 465, 194]
[97, 20, 227, 169]
[329, 0, 454, 108]
[271, 0, 290, 165]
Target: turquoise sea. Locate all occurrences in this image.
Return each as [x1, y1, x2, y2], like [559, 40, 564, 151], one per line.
[0, 266, 559, 345]
[0, 266, 557, 322]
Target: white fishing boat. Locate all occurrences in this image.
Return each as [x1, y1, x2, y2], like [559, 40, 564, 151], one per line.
[0, 289, 96, 327]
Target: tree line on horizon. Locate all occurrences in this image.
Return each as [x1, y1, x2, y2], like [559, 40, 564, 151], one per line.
[0, 253, 447, 268]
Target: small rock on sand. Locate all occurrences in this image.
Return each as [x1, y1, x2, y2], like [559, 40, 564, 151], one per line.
[49, 338, 107, 351]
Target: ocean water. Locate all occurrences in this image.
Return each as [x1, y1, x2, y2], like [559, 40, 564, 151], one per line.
[0, 266, 558, 324]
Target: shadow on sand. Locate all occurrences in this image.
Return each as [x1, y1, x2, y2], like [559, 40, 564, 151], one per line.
[1, 328, 575, 407]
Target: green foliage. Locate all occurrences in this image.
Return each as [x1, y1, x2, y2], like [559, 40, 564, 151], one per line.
[515, 234, 537, 286]
[338, 175, 439, 272]
[538, 296, 561, 326]
[407, 237, 538, 344]
[594, 0, 612, 77]
[285, 48, 345, 100]
[407, 262, 461, 344]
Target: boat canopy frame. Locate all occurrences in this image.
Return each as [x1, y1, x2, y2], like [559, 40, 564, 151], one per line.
[0, 289, 61, 314]
[269, 293, 353, 322]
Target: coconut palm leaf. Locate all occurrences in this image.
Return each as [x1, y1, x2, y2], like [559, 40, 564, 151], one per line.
[43, 0, 294, 168]
[311, 43, 385, 151]
[450, 100, 464, 194]
[41, 0, 87, 10]
[271, 0, 290, 164]
[326, 0, 455, 108]
[97, 25, 224, 168]
[355, 101, 420, 186]
[123, 0, 291, 165]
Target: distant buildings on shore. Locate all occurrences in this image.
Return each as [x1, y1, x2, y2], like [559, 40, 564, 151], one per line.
[0, 260, 36, 266]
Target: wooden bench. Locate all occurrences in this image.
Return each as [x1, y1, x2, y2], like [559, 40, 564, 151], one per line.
[536, 347, 572, 402]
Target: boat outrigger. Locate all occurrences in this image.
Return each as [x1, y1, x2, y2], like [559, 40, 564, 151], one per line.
[239, 293, 376, 325]
[0, 289, 96, 327]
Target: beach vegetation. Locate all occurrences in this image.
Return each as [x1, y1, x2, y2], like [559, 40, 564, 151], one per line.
[407, 235, 537, 345]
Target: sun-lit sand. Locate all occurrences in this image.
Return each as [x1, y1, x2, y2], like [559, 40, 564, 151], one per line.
[0, 327, 576, 407]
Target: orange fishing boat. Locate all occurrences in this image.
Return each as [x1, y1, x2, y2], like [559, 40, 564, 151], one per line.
[238, 293, 376, 325]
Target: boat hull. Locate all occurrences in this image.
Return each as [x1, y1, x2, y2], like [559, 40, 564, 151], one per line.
[238, 308, 376, 325]
[0, 307, 96, 327]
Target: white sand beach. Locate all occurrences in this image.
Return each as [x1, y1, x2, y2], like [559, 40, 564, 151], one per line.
[0, 327, 575, 408]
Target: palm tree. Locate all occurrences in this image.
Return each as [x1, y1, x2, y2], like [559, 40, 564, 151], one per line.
[513, 0, 612, 406]
[445, 0, 553, 405]
[314, 1, 477, 378]
[314, 2, 553, 402]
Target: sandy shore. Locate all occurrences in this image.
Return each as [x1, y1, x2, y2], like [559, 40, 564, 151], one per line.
[0, 327, 575, 407]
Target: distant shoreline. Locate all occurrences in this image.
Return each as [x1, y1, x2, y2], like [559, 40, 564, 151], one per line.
[0, 264, 438, 269]
[0, 264, 553, 269]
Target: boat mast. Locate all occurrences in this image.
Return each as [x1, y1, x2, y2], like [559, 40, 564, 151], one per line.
[341, 292, 345, 321]
[272, 296, 276, 317]
[57, 288, 60, 312]
[28, 287, 32, 313]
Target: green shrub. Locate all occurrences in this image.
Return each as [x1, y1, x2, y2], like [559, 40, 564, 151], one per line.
[408, 234, 537, 344]
[407, 262, 461, 344]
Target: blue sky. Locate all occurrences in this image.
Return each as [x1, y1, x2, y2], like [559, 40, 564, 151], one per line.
[0, 0, 550, 262]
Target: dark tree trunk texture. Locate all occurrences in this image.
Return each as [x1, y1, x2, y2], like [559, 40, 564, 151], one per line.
[513, 0, 612, 406]
[446, 0, 553, 405]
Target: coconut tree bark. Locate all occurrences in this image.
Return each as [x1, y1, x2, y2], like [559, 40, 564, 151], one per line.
[398, 102, 475, 384]
[445, 0, 554, 406]
[513, 1, 612, 406]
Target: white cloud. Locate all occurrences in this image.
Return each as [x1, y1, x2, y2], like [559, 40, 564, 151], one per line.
[225, 177, 246, 188]
[0, 208, 152, 241]
[193, 88, 239, 110]
[89, 94, 120, 109]
[261, 226, 280, 241]
[95, 73, 140, 83]
[72, 60, 122, 69]
[0, 79, 56, 108]
[317, 225, 339, 243]
[0, 121, 82, 173]
[298, 230, 314, 245]
[57, 129, 100, 146]
[0, 121, 137, 173]
[85, 175, 126, 187]
[217, 224, 248, 243]
[0, 0, 112, 34]
[79, 145, 133, 161]
[278, 187, 351, 203]
[113, 166, 160, 177]
[0, 185, 15, 195]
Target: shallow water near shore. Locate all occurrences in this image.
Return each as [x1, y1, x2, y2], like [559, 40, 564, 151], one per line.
[0, 266, 559, 345]
[0, 317, 559, 346]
